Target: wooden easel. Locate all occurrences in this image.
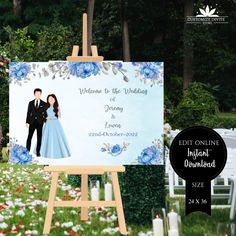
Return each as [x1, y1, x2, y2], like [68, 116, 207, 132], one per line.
[66, 13, 103, 62]
[43, 13, 128, 235]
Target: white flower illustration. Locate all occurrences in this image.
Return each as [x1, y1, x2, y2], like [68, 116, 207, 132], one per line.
[196, 5, 219, 17]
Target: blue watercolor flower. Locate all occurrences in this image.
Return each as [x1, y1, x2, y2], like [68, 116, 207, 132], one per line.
[132, 62, 141, 66]
[140, 63, 159, 80]
[69, 62, 100, 78]
[114, 62, 122, 70]
[153, 62, 162, 66]
[138, 145, 160, 165]
[10, 144, 32, 165]
[9, 62, 30, 81]
[111, 144, 122, 156]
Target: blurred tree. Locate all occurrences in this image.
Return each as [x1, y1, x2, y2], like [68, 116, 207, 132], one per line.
[183, 0, 194, 89]
[119, 0, 130, 61]
[87, 0, 95, 55]
[0, 0, 236, 111]
[13, 0, 22, 17]
[0, 50, 10, 147]
[93, 0, 122, 59]
[35, 22, 74, 61]
[3, 26, 35, 61]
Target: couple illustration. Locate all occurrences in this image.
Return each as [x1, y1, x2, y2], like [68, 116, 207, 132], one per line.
[26, 88, 71, 158]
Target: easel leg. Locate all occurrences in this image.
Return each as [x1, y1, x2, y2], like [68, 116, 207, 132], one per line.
[43, 172, 59, 234]
[230, 179, 236, 220]
[81, 174, 89, 221]
[111, 172, 128, 235]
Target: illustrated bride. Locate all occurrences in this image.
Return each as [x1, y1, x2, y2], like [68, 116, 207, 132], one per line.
[40, 94, 71, 158]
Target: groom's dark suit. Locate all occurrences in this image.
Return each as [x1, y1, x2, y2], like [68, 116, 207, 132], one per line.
[26, 99, 46, 156]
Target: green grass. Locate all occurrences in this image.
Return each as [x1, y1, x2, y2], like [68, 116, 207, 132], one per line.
[1, 148, 8, 162]
[219, 112, 236, 119]
[168, 197, 236, 236]
[0, 164, 151, 236]
[0, 164, 235, 235]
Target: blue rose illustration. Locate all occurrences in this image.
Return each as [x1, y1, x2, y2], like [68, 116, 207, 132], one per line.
[114, 62, 122, 70]
[138, 145, 160, 165]
[132, 62, 141, 66]
[101, 142, 129, 156]
[153, 62, 162, 66]
[140, 63, 159, 80]
[9, 62, 30, 81]
[10, 144, 32, 165]
[111, 144, 122, 156]
[69, 62, 100, 78]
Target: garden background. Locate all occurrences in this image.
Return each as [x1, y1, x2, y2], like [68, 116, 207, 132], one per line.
[0, 0, 236, 235]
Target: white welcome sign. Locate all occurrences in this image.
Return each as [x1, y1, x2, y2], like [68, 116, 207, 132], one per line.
[9, 62, 163, 165]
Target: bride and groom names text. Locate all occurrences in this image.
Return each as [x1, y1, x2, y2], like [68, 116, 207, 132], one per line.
[79, 87, 148, 132]
[179, 139, 219, 168]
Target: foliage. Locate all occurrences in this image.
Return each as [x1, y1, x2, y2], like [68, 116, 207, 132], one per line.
[200, 115, 223, 128]
[119, 165, 166, 225]
[0, 49, 11, 146]
[164, 96, 173, 123]
[67, 175, 102, 188]
[0, 0, 20, 42]
[35, 22, 75, 61]
[191, 10, 236, 110]
[165, 76, 183, 107]
[0, 0, 236, 111]
[1, 147, 8, 162]
[201, 114, 236, 129]
[164, 123, 172, 148]
[170, 82, 219, 129]
[67, 175, 81, 187]
[93, 0, 122, 59]
[3, 26, 35, 61]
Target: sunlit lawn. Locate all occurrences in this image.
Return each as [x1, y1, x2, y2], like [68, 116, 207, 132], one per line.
[219, 112, 236, 119]
[0, 164, 151, 236]
[171, 197, 236, 236]
[0, 164, 235, 235]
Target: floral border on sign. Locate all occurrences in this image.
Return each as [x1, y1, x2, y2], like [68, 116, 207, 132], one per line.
[9, 62, 163, 86]
[101, 142, 130, 157]
[136, 139, 163, 165]
[9, 62, 31, 85]
[132, 62, 163, 87]
[8, 137, 32, 165]
[8, 62, 128, 84]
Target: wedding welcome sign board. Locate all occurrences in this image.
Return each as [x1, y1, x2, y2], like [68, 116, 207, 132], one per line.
[9, 62, 163, 166]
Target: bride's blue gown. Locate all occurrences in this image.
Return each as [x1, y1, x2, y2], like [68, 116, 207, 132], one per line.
[40, 106, 71, 158]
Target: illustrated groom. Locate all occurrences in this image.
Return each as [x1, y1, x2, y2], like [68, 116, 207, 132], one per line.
[26, 88, 46, 157]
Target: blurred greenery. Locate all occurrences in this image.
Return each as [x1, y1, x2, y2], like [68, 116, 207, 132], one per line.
[1, 147, 8, 162]
[219, 112, 236, 119]
[202, 114, 236, 129]
[119, 165, 166, 225]
[168, 196, 236, 236]
[170, 82, 219, 129]
[3, 26, 35, 61]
